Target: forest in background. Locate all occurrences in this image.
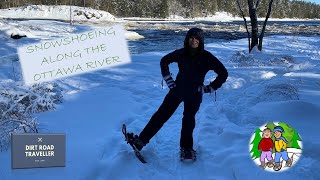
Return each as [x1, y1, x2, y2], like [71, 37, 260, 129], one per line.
[0, 0, 319, 19]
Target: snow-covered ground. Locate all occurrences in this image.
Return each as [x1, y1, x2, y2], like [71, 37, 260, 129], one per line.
[0, 5, 115, 22]
[0, 5, 320, 180]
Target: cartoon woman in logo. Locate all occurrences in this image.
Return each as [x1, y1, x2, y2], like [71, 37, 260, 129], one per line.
[273, 126, 293, 171]
[258, 128, 274, 169]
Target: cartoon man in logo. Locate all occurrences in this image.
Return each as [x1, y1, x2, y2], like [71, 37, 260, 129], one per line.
[273, 126, 292, 171]
[258, 128, 274, 169]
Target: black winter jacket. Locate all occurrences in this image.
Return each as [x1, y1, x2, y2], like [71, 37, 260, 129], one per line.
[160, 28, 228, 96]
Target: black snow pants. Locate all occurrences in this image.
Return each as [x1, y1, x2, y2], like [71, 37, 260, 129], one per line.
[139, 88, 202, 149]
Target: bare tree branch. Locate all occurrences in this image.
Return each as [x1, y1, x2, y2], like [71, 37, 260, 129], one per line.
[0, 116, 38, 133]
[259, 0, 274, 51]
[256, 0, 261, 8]
[236, 0, 251, 52]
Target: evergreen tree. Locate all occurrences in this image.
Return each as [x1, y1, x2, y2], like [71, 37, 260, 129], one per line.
[278, 122, 302, 149]
[158, 0, 169, 18]
[278, 122, 294, 147]
[1, 0, 320, 19]
[168, 0, 184, 17]
[217, 0, 224, 11]
[265, 122, 276, 133]
[200, 0, 209, 16]
[212, 0, 219, 14]
[250, 128, 262, 159]
[291, 129, 302, 149]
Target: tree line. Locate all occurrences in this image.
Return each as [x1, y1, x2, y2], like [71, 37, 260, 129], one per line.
[0, 0, 319, 19]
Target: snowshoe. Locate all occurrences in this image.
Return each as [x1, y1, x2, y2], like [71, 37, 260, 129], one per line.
[126, 132, 144, 151]
[266, 160, 274, 168]
[285, 158, 293, 167]
[180, 148, 196, 161]
[273, 162, 282, 171]
[259, 161, 266, 169]
[122, 124, 146, 163]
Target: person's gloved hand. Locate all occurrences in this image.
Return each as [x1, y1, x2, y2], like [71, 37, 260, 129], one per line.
[198, 85, 214, 94]
[163, 75, 176, 89]
[210, 81, 223, 91]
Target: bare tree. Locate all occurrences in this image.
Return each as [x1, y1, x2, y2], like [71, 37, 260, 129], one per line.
[259, 0, 274, 51]
[236, 0, 251, 53]
[236, 0, 274, 52]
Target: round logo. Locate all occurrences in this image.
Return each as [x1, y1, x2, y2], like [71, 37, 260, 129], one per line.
[249, 122, 302, 172]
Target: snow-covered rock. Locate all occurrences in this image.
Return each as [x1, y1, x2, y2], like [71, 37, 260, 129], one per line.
[125, 31, 144, 40]
[193, 12, 242, 22]
[0, 5, 116, 22]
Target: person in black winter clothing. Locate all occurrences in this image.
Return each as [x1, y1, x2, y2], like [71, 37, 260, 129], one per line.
[129, 27, 228, 156]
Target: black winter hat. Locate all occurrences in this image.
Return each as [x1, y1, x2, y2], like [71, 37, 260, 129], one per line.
[184, 28, 204, 51]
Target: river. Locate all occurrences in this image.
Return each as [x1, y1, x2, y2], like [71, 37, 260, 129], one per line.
[125, 20, 320, 54]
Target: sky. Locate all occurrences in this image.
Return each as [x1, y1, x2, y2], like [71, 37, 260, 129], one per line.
[305, 0, 320, 4]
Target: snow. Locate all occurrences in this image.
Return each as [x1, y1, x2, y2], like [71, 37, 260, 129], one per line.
[193, 12, 242, 22]
[124, 12, 319, 22]
[284, 72, 320, 78]
[125, 31, 144, 40]
[0, 5, 320, 180]
[0, 5, 116, 22]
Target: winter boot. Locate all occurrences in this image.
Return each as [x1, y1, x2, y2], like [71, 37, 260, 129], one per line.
[259, 161, 266, 169]
[266, 160, 274, 168]
[126, 133, 145, 151]
[285, 158, 293, 167]
[180, 148, 196, 161]
[273, 162, 282, 171]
